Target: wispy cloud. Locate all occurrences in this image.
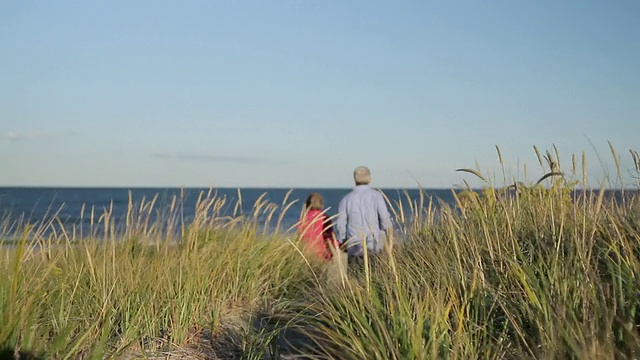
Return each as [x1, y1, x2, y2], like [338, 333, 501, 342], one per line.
[2, 131, 46, 142]
[2, 130, 77, 142]
[4, 132, 20, 141]
[151, 153, 267, 164]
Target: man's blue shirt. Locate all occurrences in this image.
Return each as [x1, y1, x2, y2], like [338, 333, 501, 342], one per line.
[336, 185, 392, 256]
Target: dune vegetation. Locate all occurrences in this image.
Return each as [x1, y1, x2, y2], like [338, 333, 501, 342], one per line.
[1, 147, 640, 359]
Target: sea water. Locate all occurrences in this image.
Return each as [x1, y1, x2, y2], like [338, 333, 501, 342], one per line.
[0, 187, 457, 239]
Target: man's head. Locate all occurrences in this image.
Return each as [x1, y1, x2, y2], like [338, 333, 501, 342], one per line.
[353, 166, 371, 186]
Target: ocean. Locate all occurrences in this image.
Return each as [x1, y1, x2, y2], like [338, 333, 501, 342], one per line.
[0, 187, 457, 238]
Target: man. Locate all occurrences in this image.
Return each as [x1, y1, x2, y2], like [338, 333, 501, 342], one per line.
[336, 166, 393, 259]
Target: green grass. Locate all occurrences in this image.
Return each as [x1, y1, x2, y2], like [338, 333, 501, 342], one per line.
[295, 188, 640, 359]
[1, 148, 640, 359]
[0, 192, 320, 359]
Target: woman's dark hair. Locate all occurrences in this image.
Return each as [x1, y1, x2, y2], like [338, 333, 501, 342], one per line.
[305, 193, 324, 211]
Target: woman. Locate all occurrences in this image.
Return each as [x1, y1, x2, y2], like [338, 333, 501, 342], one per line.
[297, 193, 339, 260]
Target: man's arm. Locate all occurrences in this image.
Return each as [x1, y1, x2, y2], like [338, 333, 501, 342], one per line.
[336, 198, 347, 243]
[376, 193, 392, 231]
[376, 193, 393, 250]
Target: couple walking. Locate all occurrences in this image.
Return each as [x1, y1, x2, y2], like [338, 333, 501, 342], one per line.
[297, 166, 393, 263]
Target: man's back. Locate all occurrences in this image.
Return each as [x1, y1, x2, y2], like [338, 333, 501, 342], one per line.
[336, 185, 392, 256]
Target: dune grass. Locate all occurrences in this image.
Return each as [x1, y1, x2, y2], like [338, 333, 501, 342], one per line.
[296, 185, 640, 359]
[0, 192, 321, 359]
[1, 147, 639, 359]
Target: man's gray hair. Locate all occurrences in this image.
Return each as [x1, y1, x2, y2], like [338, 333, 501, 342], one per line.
[353, 166, 371, 185]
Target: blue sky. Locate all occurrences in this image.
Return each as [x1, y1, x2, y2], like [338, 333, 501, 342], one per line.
[1, 1, 639, 188]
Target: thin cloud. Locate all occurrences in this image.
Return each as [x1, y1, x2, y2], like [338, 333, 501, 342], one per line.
[4, 132, 20, 141]
[2, 131, 46, 142]
[2, 130, 77, 142]
[151, 153, 267, 164]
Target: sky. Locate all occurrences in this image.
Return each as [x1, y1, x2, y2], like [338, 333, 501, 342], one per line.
[1, 1, 639, 188]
